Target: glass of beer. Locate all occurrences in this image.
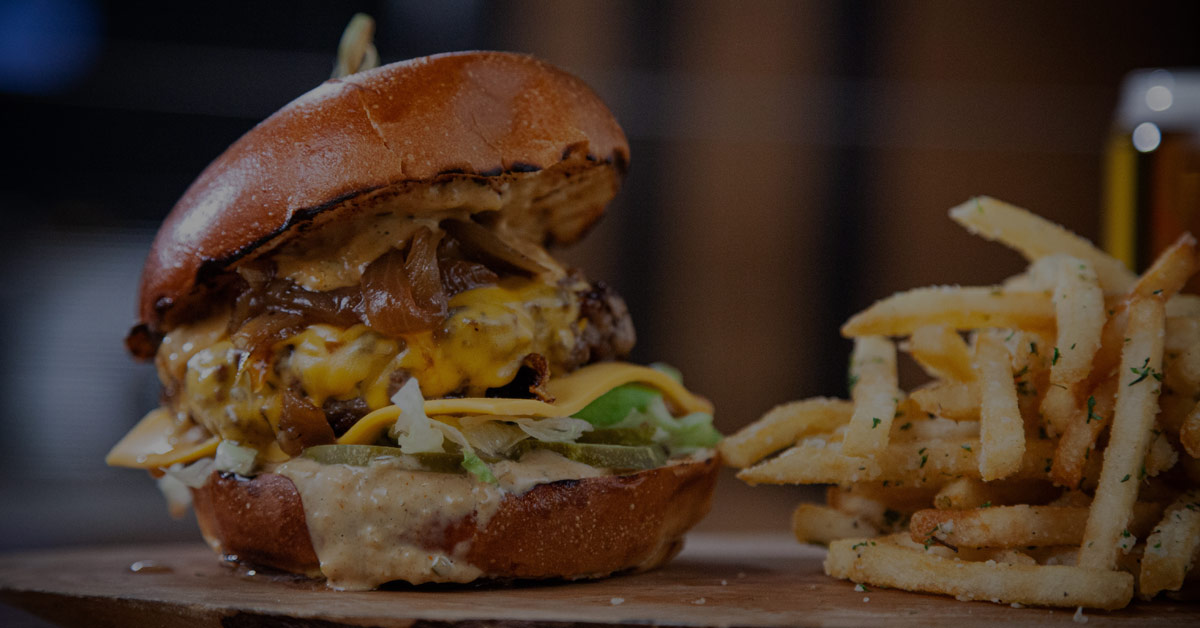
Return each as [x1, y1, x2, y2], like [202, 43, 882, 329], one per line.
[1104, 69, 1200, 290]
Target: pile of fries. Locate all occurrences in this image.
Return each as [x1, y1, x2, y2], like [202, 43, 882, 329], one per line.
[721, 197, 1200, 610]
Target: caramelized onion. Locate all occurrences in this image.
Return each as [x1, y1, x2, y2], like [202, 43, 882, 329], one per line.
[442, 218, 548, 276]
[230, 312, 305, 389]
[361, 226, 448, 336]
[441, 259, 499, 295]
[278, 390, 336, 455]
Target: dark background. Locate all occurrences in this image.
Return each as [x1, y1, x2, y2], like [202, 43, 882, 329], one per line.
[1, 0, 1198, 573]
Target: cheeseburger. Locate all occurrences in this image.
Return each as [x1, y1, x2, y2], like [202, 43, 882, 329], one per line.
[107, 51, 721, 590]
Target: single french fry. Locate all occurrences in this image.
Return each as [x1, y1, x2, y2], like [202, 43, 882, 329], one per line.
[1181, 401, 1200, 458]
[825, 535, 1134, 610]
[910, 381, 979, 421]
[841, 286, 1055, 338]
[718, 398, 852, 468]
[949, 196, 1137, 294]
[842, 337, 901, 457]
[1140, 490, 1200, 598]
[738, 437, 1059, 487]
[792, 503, 880, 546]
[1034, 257, 1105, 437]
[1001, 328, 1054, 424]
[932, 477, 1059, 510]
[975, 333, 1025, 481]
[1079, 298, 1167, 570]
[904, 325, 975, 382]
[910, 503, 1164, 549]
[1127, 233, 1198, 300]
[1051, 377, 1117, 489]
[1047, 255, 1106, 384]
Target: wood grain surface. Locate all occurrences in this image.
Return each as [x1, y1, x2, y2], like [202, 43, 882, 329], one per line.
[1, 534, 1195, 627]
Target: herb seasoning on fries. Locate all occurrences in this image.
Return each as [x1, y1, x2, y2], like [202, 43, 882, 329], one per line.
[721, 197, 1200, 610]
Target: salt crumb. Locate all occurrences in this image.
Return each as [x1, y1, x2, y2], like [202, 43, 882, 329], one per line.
[1073, 607, 1088, 624]
[862, 597, 870, 603]
[692, 598, 706, 605]
[854, 584, 867, 592]
[720, 580, 728, 586]
[610, 597, 624, 606]
[1010, 602, 1023, 609]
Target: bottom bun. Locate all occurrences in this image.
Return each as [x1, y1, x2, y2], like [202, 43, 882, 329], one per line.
[190, 454, 719, 587]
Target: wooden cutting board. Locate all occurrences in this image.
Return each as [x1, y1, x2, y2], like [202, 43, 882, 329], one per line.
[0, 534, 1194, 627]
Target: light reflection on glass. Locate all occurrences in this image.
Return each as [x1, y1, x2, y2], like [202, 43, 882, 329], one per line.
[1145, 85, 1173, 112]
[1132, 121, 1161, 152]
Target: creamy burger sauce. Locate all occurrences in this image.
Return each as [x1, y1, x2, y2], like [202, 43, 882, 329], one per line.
[274, 449, 605, 590]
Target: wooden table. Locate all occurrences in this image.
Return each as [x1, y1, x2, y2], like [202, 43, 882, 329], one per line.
[1, 534, 1194, 627]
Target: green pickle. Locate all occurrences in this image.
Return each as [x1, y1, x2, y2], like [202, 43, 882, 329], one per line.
[577, 423, 657, 446]
[301, 444, 464, 473]
[514, 441, 666, 470]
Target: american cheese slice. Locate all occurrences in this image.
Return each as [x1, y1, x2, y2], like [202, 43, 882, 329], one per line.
[338, 362, 712, 445]
[106, 408, 219, 469]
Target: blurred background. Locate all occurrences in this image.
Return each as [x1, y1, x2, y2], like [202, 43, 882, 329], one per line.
[1, 0, 1199, 567]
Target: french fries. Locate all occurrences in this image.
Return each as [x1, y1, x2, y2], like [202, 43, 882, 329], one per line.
[909, 502, 1164, 549]
[948, 196, 1136, 294]
[974, 333, 1025, 481]
[825, 535, 1134, 610]
[842, 337, 901, 457]
[1078, 298, 1165, 571]
[727, 197, 1200, 610]
[841, 287, 1055, 337]
[904, 325, 975, 382]
[792, 503, 879, 546]
[1139, 490, 1200, 598]
[718, 398, 851, 468]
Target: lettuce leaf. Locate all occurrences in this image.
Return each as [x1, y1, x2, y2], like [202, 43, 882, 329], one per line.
[512, 416, 593, 442]
[571, 384, 661, 427]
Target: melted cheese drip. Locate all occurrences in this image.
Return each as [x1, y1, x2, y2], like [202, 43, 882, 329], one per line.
[280, 324, 400, 409]
[397, 278, 580, 398]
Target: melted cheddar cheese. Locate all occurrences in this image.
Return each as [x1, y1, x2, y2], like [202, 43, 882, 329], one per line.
[111, 277, 591, 467]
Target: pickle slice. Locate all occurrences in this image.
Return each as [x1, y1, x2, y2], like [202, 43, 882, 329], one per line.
[301, 444, 463, 473]
[514, 441, 666, 470]
[577, 423, 657, 446]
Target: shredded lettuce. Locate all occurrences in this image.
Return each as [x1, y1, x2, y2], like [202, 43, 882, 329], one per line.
[513, 416, 593, 442]
[388, 378, 445, 454]
[430, 418, 498, 484]
[214, 441, 258, 475]
[164, 457, 216, 489]
[459, 450, 497, 484]
[617, 396, 721, 455]
[458, 421, 528, 458]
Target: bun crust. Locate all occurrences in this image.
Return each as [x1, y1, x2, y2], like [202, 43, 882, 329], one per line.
[139, 51, 629, 328]
[190, 456, 719, 583]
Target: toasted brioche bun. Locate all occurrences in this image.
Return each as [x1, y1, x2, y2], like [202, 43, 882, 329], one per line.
[190, 455, 719, 583]
[138, 51, 629, 330]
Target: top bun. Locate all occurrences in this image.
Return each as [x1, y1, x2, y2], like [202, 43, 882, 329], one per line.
[137, 51, 629, 329]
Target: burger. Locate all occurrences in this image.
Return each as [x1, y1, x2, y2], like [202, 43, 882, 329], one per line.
[106, 51, 721, 590]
